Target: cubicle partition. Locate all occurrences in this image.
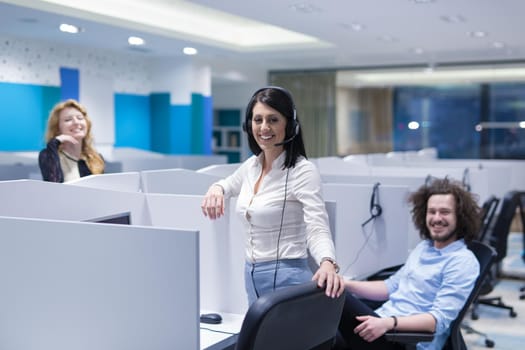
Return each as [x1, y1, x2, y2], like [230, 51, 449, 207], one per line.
[197, 163, 241, 177]
[316, 157, 492, 205]
[141, 168, 220, 195]
[112, 154, 228, 172]
[146, 194, 247, 315]
[67, 171, 142, 192]
[0, 215, 199, 350]
[0, 180, 151, 225]
[322, 183, 412, 280]
[0, 178, 249, 317]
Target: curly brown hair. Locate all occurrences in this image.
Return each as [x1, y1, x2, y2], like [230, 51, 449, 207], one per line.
[408, 177, 481, 243]
[45, 99, 104, 174]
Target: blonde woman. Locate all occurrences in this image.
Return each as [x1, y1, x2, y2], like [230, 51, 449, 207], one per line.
[39, 99, 104, 182]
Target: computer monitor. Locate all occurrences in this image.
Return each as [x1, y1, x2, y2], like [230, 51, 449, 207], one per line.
[85, 212, 131, 225]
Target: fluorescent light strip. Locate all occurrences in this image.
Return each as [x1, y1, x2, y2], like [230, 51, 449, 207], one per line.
[476, 121, 525, 130]
[339, 66, 525, 86]
[14, 0, 328, 50]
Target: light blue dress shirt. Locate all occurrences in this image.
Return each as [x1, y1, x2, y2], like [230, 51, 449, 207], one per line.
[376, 239, 480, 350]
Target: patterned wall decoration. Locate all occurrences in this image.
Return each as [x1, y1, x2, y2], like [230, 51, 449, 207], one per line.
[0, 34, 151, 94]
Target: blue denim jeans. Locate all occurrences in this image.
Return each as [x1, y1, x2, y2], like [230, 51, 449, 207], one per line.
[244, 258, 312, 305]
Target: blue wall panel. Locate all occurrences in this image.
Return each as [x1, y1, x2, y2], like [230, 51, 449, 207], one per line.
[59, 67, 79, 101]
[171, 105, 192, 154]
[150, 93, 171, 153]
[191, 93, 213, 154]
[114, 93, 151, 150]
[0, 82, 60, 151]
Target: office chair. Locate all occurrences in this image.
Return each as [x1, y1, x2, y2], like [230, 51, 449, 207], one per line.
[515, 191, 525, 301]
[458, 196, 500, 348]
[506, 191, 525, 299]
[235, 281, 345, 350]
[471, 191, 519, 320]
[385, 240, 497, 350]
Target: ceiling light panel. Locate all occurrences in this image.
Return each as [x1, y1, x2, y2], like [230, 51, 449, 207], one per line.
[16, 0, 329, 50]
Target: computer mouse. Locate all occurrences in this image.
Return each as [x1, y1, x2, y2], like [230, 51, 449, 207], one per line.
[200, 312, 222, 324]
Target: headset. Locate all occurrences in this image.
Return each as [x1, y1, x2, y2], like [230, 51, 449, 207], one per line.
[462, 168, 471, 192]
[361, 182, 382, 227]
[242, 86, 300, 146]
[250, 167, 290, 299]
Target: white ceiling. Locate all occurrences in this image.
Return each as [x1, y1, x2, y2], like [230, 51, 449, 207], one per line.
[1, 0, 525, 84]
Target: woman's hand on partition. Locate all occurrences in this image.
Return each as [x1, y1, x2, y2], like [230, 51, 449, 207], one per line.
[201, 184, 225, 220]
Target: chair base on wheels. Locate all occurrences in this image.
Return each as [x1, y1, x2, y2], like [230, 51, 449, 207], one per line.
[460, 323, 495, 348]
[520, 285, 525, 300]
[471, 296, 518, 319]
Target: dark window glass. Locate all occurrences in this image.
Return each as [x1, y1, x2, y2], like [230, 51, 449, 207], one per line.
[393, 85, 481, 158]
[481, 83, 525, 159]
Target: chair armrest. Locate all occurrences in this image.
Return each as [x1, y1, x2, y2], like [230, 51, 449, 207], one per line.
[384, 331, 434, 344]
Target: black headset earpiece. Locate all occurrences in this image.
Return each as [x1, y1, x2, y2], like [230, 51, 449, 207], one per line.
[362, 182, 382, 227]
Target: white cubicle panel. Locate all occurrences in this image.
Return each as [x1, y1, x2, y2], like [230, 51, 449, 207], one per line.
[0, 180, 151, 225]
[368, 165, 490, 204]
[321, 174, 422, 250]
[197, 163, 241, 177]
[323, 183, 413, 280]
[66, 171, 142, 192]
[322, 173, 426, 192]
[313, 157, 370, 176]
[0, 216, 199, 350]
[406, 159, 522, 198]
[141, 168, 220, 194]
[145, 194, 247, 315]
[115, 155, 228, 172]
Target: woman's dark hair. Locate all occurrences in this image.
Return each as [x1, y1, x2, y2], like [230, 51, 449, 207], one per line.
[244, 86, 307, 168]
[408, 177, 481, 242]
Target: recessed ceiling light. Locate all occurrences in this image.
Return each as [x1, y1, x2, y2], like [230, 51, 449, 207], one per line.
[408, 121, 420, 130]
[339, 22, 365, 32]
[128, 36, 145, 46]
[183, 47, 198, 55]
[467, 31, 487, 38]
[491, 41, 505, 49]
[440, 15, 466, 23]
[412, 47, 425, 54]
[412, 0, 435, 3]
[289, 2, 322, 13]
[59, 23, 81, 34]
[377, 35, 397, 42]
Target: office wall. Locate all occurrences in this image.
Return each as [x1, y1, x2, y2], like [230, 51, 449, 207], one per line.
[0, 34, 212, 155]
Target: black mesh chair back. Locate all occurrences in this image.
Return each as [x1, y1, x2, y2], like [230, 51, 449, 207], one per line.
[445, 241, 497, 349]
[479, 195, 500, 242]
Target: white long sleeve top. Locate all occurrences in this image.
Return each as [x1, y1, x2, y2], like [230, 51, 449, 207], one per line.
[216, 152, 336, 265]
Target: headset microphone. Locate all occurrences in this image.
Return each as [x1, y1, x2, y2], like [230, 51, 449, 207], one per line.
[274, 134, 296, 147]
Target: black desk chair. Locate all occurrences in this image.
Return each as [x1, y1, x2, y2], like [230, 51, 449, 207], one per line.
[235, 281, 345, 350]
[514, 191, 525, 300]
[385, 240, 497, 350]
[472, 191, 519, 319]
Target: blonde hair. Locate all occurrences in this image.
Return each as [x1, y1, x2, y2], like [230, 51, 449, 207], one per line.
[45, 99, 105, 174]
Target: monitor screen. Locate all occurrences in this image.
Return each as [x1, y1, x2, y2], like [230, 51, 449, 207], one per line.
[85, 212, 131, 225]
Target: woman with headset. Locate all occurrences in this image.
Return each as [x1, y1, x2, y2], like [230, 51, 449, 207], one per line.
[201, 86, 344, 305]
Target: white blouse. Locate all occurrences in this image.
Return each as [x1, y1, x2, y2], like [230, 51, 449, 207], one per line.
[216, 152, 336, 265]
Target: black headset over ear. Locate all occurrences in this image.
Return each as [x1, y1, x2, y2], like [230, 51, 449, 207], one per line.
[362, 182, 382, 227]
[242, 86, 299, 145]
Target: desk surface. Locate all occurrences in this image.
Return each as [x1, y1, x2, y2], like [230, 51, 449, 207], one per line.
[200, 312, 244, 350]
